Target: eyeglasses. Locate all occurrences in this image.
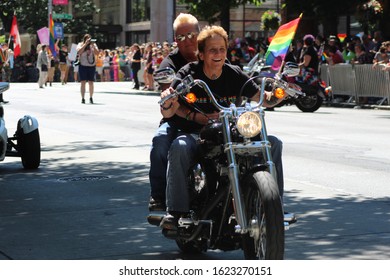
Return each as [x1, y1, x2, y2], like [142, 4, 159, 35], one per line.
[176, 32, 198, 42]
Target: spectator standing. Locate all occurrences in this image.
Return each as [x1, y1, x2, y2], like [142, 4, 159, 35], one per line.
[1, 43, 13, 83]
[143, 44, 154, 90]
[73, 55, 79, 82]
[58, 44, 69, 85]
[372, 45, 389, 68]
[119, 48, 131, 81]
[95, 49, 104, 82]
[130, 44, 141, 89]
[240, 40, 255, 63]
[352, 44, 372, 64]
[227, 39, 244, 68]
[37, 44, 49, 89]
[102, 49, 111, 82]
[76, 34, 99, 104]
[342, 41, 356, 63]
[327, 45, 344, 65]
[46, 50, 55, 86]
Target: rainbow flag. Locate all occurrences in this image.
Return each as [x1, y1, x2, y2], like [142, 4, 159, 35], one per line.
[265, 14, 302, 70]
[49, 13, 57, 57]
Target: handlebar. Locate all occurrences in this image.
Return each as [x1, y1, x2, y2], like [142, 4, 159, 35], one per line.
[158, 71, 304, 109]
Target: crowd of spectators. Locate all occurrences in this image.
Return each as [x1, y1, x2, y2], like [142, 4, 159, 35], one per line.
[1, 30, 390, 85]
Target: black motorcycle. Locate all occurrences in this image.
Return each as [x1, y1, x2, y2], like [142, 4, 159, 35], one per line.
[148, 66, 299, 259]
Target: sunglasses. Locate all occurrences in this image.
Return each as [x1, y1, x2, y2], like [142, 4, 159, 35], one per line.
[176, 32, 198, 42]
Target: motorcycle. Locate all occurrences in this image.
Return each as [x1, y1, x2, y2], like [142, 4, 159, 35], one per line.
[0, 82, 41, 169]
[147, 65, 301, 259]
[246, 59, 329, 112]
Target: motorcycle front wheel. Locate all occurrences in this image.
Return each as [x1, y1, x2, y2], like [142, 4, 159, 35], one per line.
[242, 171, 284, 260]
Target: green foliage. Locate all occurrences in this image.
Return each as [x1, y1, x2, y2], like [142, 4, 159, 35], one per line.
[261, 10, 281, 31]
[0, 0, 100, 37]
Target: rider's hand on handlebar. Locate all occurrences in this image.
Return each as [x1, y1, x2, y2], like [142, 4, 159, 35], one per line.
[264, 90, 272, 101]
[160, 87, 179, 118]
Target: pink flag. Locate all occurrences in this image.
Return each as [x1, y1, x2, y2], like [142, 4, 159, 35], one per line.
[37, 27, 50, 45]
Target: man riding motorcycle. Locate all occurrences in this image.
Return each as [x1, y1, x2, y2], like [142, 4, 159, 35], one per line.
[149, 15, 286, 214]
[157, 25, 285, 229]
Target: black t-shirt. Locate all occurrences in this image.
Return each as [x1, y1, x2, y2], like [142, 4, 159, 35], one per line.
[171, 61, 258, 133]
[59, 50, 68, 63]
[300, 46, 319, 74]
[159, 48, 192, 125]
[131, 50, 141, 69]
[159, 47, 189, 73]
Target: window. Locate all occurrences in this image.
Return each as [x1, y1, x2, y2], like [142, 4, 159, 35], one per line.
[126, 0, 151, 23]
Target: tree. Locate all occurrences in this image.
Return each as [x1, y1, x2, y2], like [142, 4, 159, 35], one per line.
[179, 0, 264, 35]
[0, 0, 100, 37]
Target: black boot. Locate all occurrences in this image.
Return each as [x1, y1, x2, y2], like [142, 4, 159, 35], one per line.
[0, 93, 8, 104]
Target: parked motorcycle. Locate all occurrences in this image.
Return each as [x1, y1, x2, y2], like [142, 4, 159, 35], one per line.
[0, 82, 41, 169]
[147, 65, 300, 259]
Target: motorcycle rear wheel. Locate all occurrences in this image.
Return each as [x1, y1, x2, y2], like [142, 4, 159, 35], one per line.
[242, 171, 284, 259]
[295, 91, 323, 112]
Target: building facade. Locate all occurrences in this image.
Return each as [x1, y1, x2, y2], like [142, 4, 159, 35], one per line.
[84, 0, 278, 47]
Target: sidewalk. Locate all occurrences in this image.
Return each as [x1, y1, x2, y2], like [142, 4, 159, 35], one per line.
[5, 81, 161, 98]
[4, 81, 390, 110]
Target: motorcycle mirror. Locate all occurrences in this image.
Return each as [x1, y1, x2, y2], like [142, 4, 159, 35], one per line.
[153, 67, 176, 84]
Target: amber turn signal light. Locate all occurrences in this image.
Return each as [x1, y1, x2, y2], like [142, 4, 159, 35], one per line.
[186, 93, 197, 103]
[274, 88, 285, 99]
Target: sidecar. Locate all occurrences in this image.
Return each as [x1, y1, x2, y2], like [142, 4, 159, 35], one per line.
[0, 83, 41, 169]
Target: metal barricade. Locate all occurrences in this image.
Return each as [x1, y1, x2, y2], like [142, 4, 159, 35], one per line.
[354, 64, 390, 101]
[327, 63, 357, 99]
[324, 63, 390, 105]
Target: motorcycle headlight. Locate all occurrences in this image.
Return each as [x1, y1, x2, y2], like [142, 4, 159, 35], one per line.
[236, 112, 262, 138]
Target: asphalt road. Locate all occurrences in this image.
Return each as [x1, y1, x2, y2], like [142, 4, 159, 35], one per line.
[0, 81, 389, 260]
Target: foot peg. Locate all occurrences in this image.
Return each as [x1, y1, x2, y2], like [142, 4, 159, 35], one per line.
[284, 212, 297, 230]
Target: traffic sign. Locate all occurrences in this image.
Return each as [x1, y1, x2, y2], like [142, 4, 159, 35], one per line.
[53, 13, 73, 20]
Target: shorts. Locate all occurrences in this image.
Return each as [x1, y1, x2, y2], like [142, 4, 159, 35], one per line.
[59, 63, 67, 72]
[79, 65, 96, 81]
[147, 66, 154, 74]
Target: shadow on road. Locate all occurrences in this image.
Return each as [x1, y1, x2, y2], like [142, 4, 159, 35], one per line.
[1, 140, 389, 260]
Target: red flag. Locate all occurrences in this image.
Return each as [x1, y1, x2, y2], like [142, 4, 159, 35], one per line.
[10, 15, 21, 57]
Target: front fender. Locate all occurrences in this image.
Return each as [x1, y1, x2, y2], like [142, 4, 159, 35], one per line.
[18, 115, 39, 134]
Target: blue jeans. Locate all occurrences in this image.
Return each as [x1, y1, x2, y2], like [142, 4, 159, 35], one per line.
[149, 122, 177, 201]
[165, 133, 284, 213]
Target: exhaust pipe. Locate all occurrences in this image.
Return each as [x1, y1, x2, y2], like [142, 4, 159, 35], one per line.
[147, 213, 165, 226]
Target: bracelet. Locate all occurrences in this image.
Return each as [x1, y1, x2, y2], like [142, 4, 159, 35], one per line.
[185, 110, 193, 120]
[160, 103, 173, 110]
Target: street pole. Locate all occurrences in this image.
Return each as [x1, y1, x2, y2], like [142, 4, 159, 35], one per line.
[48, 0, 53, 28]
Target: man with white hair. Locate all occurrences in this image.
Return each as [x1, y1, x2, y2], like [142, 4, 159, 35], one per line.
[149, 13, 200, 211]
